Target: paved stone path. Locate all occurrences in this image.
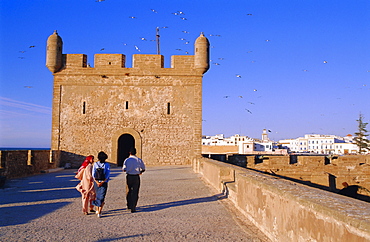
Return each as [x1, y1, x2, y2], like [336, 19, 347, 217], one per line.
[0, 166, 269, 241]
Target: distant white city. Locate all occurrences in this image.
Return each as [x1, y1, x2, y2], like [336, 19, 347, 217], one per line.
[202, 129, 361, 155]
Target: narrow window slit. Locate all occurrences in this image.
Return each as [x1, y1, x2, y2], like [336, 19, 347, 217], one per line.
[82, 102, 86, 114]
[125, 101, 129, 109]
[167, 102, 171, 114]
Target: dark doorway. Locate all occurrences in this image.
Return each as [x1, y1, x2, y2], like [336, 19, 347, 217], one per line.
[117, 134, 135, 166]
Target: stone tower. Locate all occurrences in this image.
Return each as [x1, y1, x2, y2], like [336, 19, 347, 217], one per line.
[46, 30, 63, 73]
[262, 129, 269, 142]
[46, 32, 210, 166]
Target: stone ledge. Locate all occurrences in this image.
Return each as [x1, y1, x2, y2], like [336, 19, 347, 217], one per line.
[194, 157, 370, 241]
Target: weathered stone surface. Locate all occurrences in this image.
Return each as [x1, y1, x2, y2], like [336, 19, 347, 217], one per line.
[195, 157, 370, 242]
[0, 166, 269, 241]
[47, 33, 209, 166]
[246, 155, 370, 197]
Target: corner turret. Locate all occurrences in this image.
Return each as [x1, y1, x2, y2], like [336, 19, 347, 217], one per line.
[194, 32, 210, 74]
[46, 30, 63, 73]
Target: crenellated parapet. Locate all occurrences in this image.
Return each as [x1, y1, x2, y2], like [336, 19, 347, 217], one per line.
[56, 53, 198, 73]
[46, 31, 209, 75]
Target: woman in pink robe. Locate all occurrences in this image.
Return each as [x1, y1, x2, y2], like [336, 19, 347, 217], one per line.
[76, 155, 96, 215]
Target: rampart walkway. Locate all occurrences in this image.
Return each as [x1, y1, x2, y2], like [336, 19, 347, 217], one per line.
[0, 166, 269, 241]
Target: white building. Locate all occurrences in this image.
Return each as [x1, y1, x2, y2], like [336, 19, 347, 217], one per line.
[202, 134, 253, 146]
[279, 134, 359, 155]
[333, 142, 358, 155]
[203, 130, 287, 155]
[238, 140, 275, 154]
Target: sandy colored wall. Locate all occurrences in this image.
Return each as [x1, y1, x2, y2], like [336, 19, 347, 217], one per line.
[201, 145, 238, 154]
[194, 157, 370, 241]
[0, 150, 59, 179]
[51, 54, 204, 166]
[246, 155, 370, 196]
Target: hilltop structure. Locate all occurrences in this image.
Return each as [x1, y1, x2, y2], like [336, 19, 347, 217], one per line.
[46, 31, 210, 166]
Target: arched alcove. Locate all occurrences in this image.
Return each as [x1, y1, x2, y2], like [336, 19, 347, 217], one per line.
[111, 128, 142, 166]
[117, 134, 135, 166]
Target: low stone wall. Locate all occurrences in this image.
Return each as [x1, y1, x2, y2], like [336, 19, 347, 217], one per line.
[193, 157, 370, 241]
[245, 155, 370, 197]
[0, 150, 60, 180]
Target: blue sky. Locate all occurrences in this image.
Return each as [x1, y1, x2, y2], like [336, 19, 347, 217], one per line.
[0, 0, 369, 148]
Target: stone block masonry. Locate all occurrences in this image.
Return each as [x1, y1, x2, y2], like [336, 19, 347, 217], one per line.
[245, 155, 370, 199]
[46, 31, 210, 166]
[194, 157, 370, 241]
[0, 150, 60, 180]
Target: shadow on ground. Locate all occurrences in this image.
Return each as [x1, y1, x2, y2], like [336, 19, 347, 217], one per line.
[0, 168, 122, 226]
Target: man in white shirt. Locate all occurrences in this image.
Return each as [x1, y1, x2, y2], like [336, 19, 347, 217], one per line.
[122, 147, 145, 213]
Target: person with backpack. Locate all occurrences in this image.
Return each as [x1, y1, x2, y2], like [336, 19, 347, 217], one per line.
[122, 147, 146, 213]
[92, 151, 110, 218]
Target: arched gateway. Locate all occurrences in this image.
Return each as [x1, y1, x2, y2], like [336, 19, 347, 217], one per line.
[117, 134, 134, 166]
[112, 128, 142, 166]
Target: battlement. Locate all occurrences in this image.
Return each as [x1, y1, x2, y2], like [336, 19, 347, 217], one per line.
[132, 54, 164, 69]
[61, 53, 195, 70]
[95, 54, 125, 68]
[171, 55, 194, 69]
[63, 54, 87, 68]
[47, 32, 208, 74]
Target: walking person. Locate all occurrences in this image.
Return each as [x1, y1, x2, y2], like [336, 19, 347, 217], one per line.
[92, 151, 110, 218]
[122, 147, 145, 213]
[75, 155, 96, 215]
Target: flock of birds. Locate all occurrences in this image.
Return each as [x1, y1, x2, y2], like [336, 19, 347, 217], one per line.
[16, 2, 368, 125]
[16, 5, 336, 117]
[18, 45, 36, 60]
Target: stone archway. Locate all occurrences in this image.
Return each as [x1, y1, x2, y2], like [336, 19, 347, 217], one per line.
[111, 128, 142, 166]
[117, 134, 135, 166]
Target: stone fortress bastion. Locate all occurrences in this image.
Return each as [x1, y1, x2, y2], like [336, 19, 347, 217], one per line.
[46, 31, 209, 166]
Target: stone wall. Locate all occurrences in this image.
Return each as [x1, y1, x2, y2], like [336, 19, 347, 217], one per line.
[245, 155, 370, 197]
[0, 150, 60, 180]
[51, 53, 203, 166]
[193, 157, 370, 241]
[202, 145, 238, 154]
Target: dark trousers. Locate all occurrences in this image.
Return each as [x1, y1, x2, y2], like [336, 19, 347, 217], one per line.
[126, 175, 140, 210]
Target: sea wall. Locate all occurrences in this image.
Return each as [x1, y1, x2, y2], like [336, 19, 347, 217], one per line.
[193, 157, 370, 241]
[0, 150, 61, 180]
